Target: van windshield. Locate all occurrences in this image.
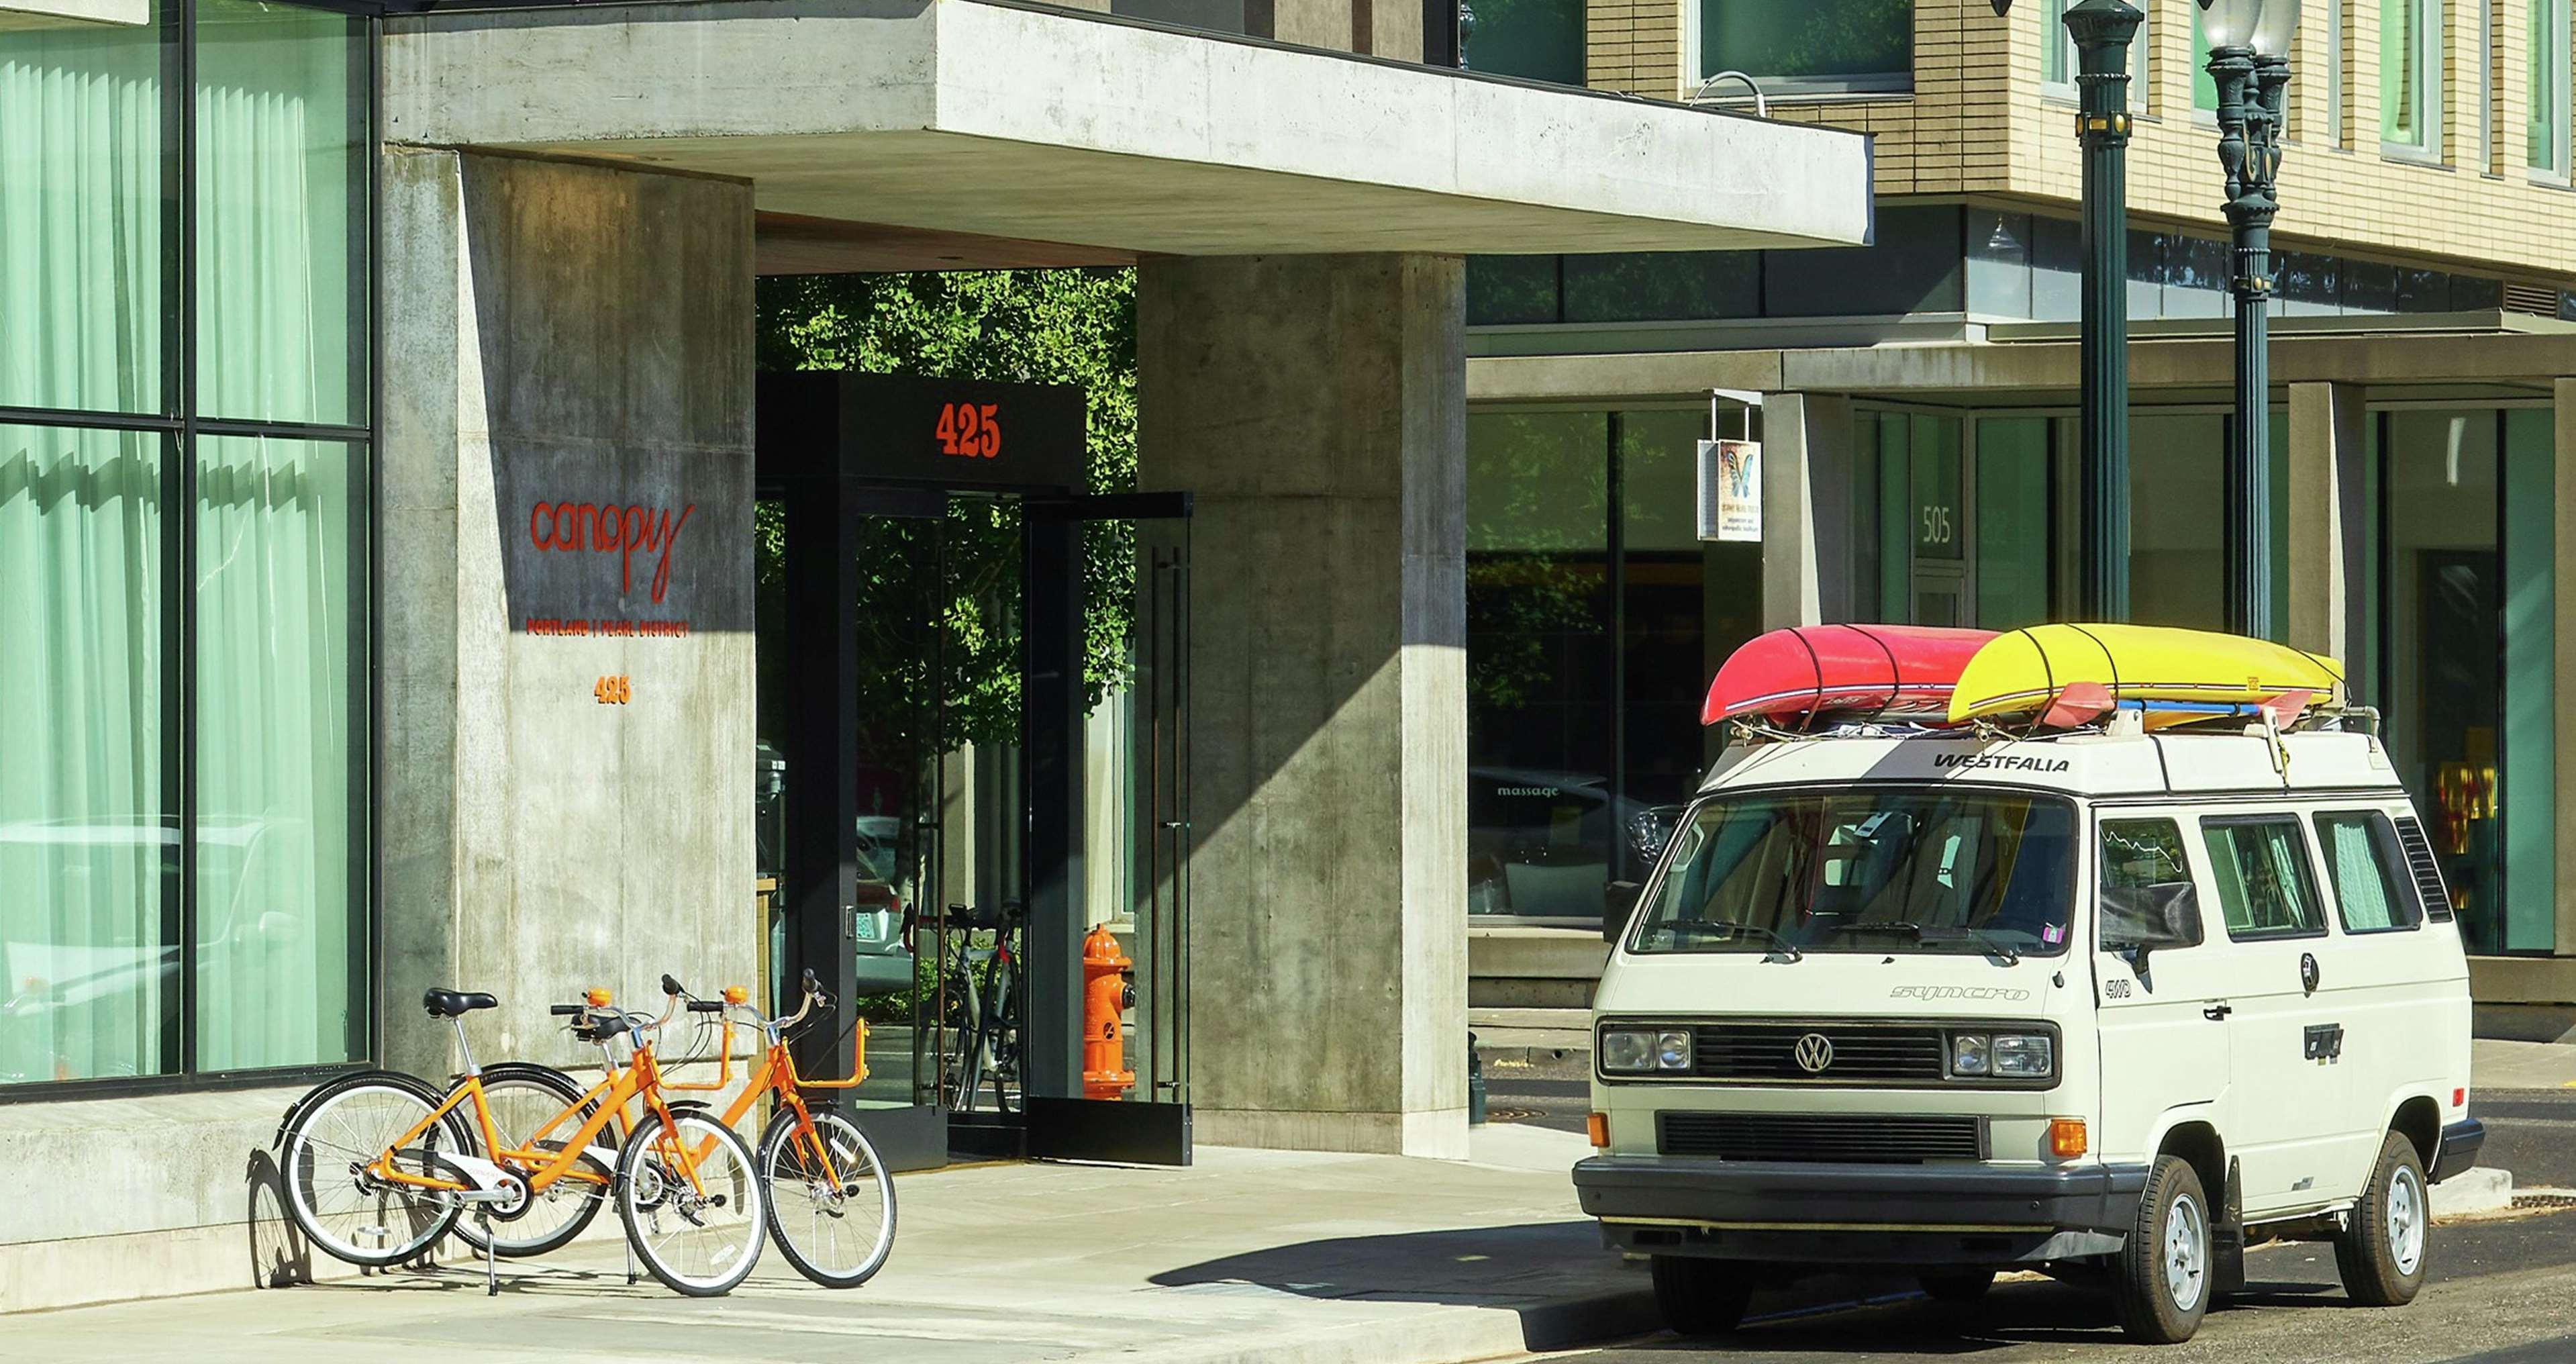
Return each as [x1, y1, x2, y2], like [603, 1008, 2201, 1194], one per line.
[1628, 788, 2078, 957]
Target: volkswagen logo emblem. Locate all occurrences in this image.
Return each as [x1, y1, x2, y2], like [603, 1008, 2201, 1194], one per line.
[1793, 1032, 1835, 1073]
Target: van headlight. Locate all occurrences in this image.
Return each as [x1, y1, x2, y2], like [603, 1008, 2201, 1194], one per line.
[1601, 1028, 1693, 1073]
[1946, 1030, 2053, 1079]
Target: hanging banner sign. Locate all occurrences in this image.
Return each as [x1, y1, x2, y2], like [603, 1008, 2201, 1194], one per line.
[1697, 438, 1762, 543]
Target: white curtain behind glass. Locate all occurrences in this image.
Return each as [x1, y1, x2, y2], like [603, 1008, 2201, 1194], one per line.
[195, 0, 356, 428]
[195, 435, 355, 1071]
[0, 15, 163, 412]
[0, 427, 166, 1086]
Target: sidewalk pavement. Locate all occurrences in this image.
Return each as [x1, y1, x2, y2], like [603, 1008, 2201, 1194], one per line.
[13, 1046, 2564, 1364]
[2473, 1037, 2576, 1091]
[7, 1124, 1650, 1364]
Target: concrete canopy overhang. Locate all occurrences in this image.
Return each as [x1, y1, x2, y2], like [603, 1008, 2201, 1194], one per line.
[380, 0, 1874, 259]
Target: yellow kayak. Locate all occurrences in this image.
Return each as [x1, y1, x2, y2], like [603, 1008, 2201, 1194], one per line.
[1946, 624, 2344, 724]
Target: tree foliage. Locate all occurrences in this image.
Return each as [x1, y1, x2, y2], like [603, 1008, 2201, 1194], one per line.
[754, 269, 1139, 754]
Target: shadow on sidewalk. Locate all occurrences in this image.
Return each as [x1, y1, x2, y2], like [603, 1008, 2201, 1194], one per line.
[1149, 1220, 1618, 1305]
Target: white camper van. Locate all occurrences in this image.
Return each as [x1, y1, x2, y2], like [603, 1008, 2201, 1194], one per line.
[1577, 718, 2485, 1344]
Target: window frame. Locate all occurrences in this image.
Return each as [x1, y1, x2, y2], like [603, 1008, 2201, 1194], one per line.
[1689, 0, 1916, 99]
[2095, 815, 2212, 953]
[2381, 0, 2446, 162]
[2199, 813, 2334, 942]
[0, 0, 381, 1106]
[2311, 809, 2429, 935]
[2040, 0, 2150, 108]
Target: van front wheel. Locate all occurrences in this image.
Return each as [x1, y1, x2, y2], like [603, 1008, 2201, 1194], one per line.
[2334, 1131, 2430, 1307]
[1650, 1255, 1753, 1336]
[2110, 1155, 2212, 1344]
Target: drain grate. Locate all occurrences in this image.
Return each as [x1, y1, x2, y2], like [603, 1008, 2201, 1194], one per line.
[2511, 1194, 2576, 1210]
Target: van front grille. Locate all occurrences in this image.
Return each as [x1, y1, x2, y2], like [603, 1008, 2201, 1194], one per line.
[1656, 1111, 1985, 1163]
[1691, 1022, 1947, 1083]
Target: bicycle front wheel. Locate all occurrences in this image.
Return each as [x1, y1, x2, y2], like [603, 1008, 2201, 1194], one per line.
[761, 1106, 897, 1288]
[281, 1075, 470, 1267]
[617, 1108, 766, 1296]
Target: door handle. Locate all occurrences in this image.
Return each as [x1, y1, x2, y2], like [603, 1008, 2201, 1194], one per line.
[2202, 1003, 2234, 1021]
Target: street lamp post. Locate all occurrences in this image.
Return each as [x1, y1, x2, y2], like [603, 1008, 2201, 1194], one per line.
[2200, 0, 2300, 638]
[2064, 0, 2144, 622]
[1989, 0, 2137, 618]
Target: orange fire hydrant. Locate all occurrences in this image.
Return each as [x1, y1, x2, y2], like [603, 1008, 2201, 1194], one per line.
[1081, 924, 1136, 1100]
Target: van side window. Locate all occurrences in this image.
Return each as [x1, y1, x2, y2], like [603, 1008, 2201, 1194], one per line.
[2098, 819, 2204, 951]
[2199, 816, 2328, 940]
[2314, 812, 2424, 933]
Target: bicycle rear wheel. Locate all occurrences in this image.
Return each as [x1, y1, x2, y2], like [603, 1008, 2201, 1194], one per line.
[281, 1075, 470, 1267]
[617, 1109, 766, 1296]
[450, 1065, 617, 1259]
[760, 1106, 897, 1288]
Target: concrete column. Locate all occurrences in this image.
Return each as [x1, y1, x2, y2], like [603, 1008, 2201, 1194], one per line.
[1758, 391, 1854, 630]
[378, 147, 756, 1077]
[1136, 254, 1468, 1158]
[2554, 379, 2576, 958]
[2285, 381, 2367, 667]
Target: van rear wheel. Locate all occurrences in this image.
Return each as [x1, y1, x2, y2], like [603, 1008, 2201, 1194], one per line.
[2335, 1131, 2430, 1307]
[1650, 1255, 1753, 1336]
[2110, 1155, 2211, 1344]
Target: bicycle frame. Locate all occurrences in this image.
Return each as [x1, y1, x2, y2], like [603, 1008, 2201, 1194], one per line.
[370, 1034, 707, 1200]
[687, 1008, 871, 1185]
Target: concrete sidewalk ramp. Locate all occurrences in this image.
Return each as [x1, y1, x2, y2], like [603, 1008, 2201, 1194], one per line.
[7, 1138, 1651, 1364]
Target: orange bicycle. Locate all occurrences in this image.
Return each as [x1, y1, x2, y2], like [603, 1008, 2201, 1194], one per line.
[664, 967, 898, 1287]
[274, 983, 766, 1297]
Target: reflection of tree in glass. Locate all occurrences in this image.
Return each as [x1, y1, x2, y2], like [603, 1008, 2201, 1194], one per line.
[1466, 414, 1607, 715]
[755, 269, 1138, 752]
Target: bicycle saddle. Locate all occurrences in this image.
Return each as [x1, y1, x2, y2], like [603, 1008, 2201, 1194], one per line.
[422, 987, 499, 1018]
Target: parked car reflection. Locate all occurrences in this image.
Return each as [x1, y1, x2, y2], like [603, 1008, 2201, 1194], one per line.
[1, 816, 308, 1085]
[1467, 768, 1683, 921]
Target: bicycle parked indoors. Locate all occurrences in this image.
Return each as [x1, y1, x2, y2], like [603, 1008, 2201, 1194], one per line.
[658, 969, 899, 1287]
[933, 900, 1024, 1114]
[273, 983, 766, 1297]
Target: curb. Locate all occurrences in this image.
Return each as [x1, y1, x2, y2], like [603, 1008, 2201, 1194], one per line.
[1064, 1290, 1656, 1364]
[2432, 1165, 2515, 1218]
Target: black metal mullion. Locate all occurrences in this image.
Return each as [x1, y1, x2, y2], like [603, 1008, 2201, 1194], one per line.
[174, 0, 201, 1079]
[358, 5, 385, 1066]
[1605, 413, 1627, 884]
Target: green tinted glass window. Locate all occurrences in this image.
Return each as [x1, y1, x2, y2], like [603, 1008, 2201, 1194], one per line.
[2315, 812, 2422, 933]
[0, 5, 166, 414]
[196, 0, 368, 426]
[2201, 817, 2327, 938]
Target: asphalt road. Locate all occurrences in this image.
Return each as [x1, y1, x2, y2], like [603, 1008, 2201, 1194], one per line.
[1487, 1081, 2576, 1363]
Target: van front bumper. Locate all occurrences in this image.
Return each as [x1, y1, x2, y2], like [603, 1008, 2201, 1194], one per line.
[1573, 1155, 2150, 1266]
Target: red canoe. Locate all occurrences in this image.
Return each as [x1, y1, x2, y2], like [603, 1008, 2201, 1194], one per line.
[1703, 624, 1999, 725]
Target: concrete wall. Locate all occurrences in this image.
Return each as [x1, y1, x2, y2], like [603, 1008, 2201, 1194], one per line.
[0, 1086, 323, 1313]
[379, 147, 758, 1077]
[1138, 253, 1471, 1158]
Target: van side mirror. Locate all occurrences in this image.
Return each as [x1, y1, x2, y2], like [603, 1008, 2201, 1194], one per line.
[1603, 881, 1642, 944]
[2101, 881, 2203, 973]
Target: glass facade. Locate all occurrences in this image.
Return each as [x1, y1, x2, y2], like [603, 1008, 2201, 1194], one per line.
[1465, 0, 1585, 84]
[1699, 0, 1910, 91]
[2383, 0, 2439, 152]
[1854, 407, 2287, 638]
[2538, 0, 2571, 177]
[0, 0, 370, 1093]
[1464, 409, 1757, 920]
[2373, 409, 2555, 955]
[1470, 208, 2513, 331]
